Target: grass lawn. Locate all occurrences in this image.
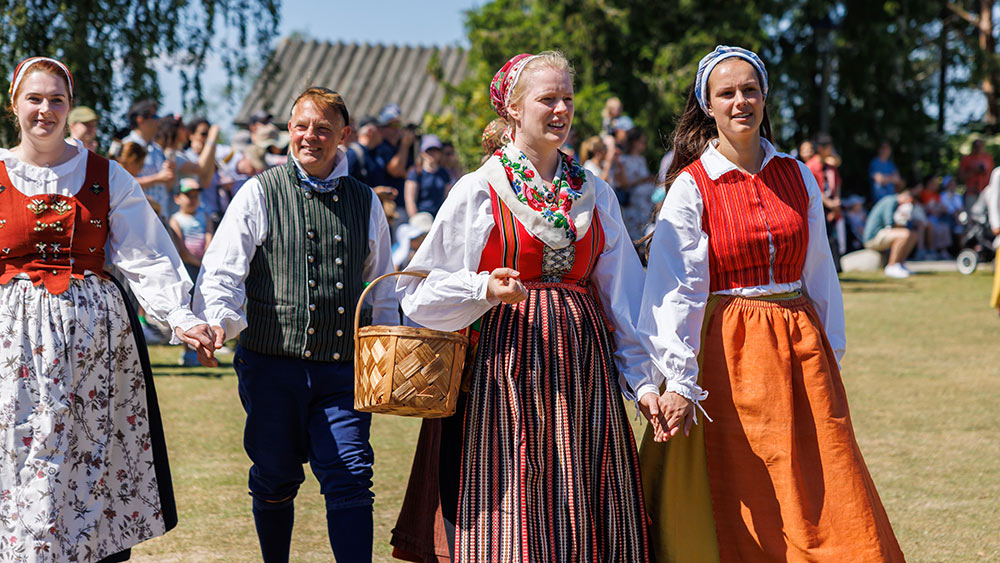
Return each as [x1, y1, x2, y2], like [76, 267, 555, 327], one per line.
[131, 270, 999, 562]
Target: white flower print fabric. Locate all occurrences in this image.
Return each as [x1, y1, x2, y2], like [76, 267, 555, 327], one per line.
[0, 276, 164, 562]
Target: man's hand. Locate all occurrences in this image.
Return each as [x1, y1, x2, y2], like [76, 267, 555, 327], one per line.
[173, 324, 224, 367]
[486, 268, 527, 304]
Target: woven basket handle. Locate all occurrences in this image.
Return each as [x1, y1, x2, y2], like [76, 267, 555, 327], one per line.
[354, 270, 430, 349]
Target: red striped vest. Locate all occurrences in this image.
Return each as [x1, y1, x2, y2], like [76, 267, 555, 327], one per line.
[685, 155, 809, 292]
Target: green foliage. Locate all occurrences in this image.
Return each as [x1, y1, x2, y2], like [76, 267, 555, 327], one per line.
[431, 0, 975, 193]
[0, 0, 280, 145]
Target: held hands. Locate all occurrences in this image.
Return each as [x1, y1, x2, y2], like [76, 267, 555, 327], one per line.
[638, 390, 695, 443]
[173, 324, 226, 367]
[486, 268, 528, 305]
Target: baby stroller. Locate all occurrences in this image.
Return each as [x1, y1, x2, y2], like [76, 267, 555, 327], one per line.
[954, 209, 996, 275]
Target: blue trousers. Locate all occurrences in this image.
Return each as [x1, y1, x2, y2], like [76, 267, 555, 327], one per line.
[234, 345, 374, 559]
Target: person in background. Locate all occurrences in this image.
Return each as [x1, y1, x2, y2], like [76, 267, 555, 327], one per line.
[115, 140, 147, 178]
[441, 141, 464, 182]
[123, 99, 175, 218]
[959, 139, 994, 206]
[918, 174, 953, 259]
[254, 123, 290, 168]
[346, 116, 384, 186]
[479, 117, 508, 164]
[807, 133, 844, 268]
[169, 178, 213, 366]
[391, 211, 434, 270]
[186, 118, 225, 223]
[864, 189, 919, 278]
[247, 110, 273, 145]
[869, 140, 903, 204]
[619, 127, 657, 240]
[581, 134, 624, 186]
[195, 87, 396, 563]
[67, 105, 98, 151]
[842, 194, 868, 252]
[376, 103, 416, 220]
[600, 95, 624, 138]
[404, 133, 452, 218]
[796, 139, 815, 162]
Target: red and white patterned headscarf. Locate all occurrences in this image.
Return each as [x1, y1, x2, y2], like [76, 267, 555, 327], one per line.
[489, 53, 538, 118]
[9, 56, 74, 100]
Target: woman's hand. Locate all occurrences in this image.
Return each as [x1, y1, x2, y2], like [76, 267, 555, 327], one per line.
[173, 324, 224, 367]
[638, 391, 670, 442]
[657, 391, 695, 441]
[486, 268, 527, 304]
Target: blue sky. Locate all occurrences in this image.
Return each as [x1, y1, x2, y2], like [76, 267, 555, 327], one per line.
[158, 0, 481, 129]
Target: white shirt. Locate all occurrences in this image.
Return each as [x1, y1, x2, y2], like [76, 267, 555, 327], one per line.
[395, 164, 651, 400]
[122, 130, 169, 218]
[194, 149, 396, 341]
[0, 140, 203, 334]
[634, 139, 846, 405]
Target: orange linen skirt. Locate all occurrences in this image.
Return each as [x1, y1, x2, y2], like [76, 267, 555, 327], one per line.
[639, 294, 905, 562]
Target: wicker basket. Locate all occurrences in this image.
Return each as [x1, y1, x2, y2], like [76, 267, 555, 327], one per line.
[354, 271, 468, 418]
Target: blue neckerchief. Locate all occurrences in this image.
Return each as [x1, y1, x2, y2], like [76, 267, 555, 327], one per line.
[296, 167, 339, 193]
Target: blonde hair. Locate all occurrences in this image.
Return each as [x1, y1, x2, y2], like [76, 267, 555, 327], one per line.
[601, 97, 622, 121]
[579, 136, 605, 163]
[505, 50, 575, 120]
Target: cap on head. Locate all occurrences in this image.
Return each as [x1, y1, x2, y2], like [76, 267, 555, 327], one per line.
[178, 177, 201, 193]
[378, 103, 402, 126]
[420, 134, 443, 153]
[68, 106, 98, 125]
[249, 110, 273, 127]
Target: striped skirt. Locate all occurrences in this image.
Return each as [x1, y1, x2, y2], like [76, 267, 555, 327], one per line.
[639, 294, 904, 562]
[455, 282, 651, 562]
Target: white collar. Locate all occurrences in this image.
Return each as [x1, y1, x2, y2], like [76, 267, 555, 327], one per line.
[700, 137, 781, 180]
[290, 148, 348, 181]
[0, 138, 87, 181]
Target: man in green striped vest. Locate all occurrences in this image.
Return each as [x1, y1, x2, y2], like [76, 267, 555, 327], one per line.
[194, 87, 397, 562]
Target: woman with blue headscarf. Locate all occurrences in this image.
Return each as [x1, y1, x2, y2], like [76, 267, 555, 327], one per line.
[632, 46, 905, 561]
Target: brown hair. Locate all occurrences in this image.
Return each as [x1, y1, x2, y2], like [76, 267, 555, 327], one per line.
[640, 79, 773, 256]
[291, 87, 349, 127]
[115, 141, 148, 177]
[6, 60, 74, 131]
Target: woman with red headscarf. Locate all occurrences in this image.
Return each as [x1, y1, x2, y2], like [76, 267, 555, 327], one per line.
[392, 51, 652, 562]
[0, 57, 216, 562]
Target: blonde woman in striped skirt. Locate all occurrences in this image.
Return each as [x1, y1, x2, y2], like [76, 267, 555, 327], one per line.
[395, 51, 652, 562]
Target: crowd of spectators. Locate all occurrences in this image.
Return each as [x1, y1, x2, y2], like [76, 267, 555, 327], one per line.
[68, 94, 1000, 298]
[792, 134, 995, 279]
[67, 98, 468, 361]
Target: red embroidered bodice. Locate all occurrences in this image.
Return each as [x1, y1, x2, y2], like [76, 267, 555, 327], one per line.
[478, 185, 605, 284]
[685, 155, 810, 292]
[0, 151, 111, 294]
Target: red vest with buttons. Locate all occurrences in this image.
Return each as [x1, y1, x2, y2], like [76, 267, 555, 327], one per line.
[685, 155, 810, 292]
[0, 151, 111, 294]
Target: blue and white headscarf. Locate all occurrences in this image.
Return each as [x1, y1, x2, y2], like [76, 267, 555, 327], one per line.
[694, 45, 768, 115]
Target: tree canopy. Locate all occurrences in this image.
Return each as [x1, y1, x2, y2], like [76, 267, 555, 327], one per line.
[0, 0, 280, 145]
[429, 0, 989, 194]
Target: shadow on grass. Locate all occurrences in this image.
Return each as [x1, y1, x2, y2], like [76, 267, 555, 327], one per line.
[151, 363, 232, 378]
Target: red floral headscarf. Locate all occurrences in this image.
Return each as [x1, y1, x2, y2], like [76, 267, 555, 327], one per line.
[489, 53, 537, 118]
